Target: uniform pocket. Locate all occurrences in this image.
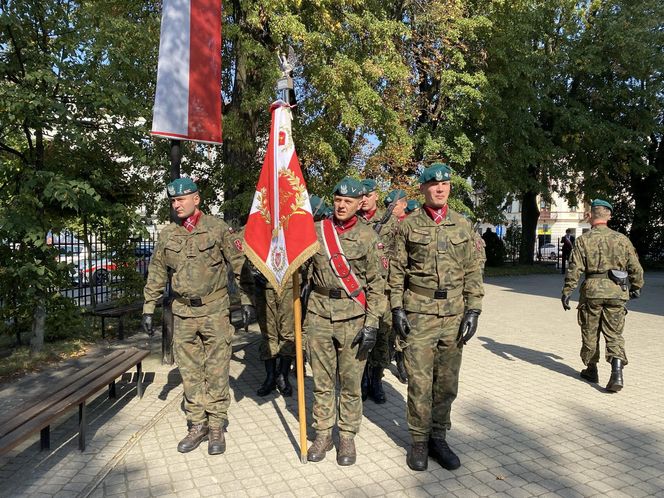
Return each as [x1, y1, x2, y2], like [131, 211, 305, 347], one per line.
[164, 238, 184, 269]
[407, 229, 431, 262]
[198, 237, 222, 266]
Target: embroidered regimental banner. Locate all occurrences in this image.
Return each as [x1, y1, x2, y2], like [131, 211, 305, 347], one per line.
[243, 101, 319, 295]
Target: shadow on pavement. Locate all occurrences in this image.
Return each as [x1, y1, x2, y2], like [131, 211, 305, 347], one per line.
[477, 336, 605, 393]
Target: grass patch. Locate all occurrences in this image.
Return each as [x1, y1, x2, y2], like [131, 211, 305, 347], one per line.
[485, 263, 561, 277]
[0, 339, 92, 384]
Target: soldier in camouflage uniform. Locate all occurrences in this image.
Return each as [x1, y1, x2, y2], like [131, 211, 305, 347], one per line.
[562, 199, 644, 392]
[359, 182, 408, 401]
[389, 163, 484, 472]
[141, 178, 253, 455]
[304, 177, 386, 466]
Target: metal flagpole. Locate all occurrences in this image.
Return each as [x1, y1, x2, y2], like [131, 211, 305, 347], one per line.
[278, 49, 308, 463]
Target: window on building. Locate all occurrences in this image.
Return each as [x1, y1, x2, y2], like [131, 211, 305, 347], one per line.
[506, 204, 512, 213]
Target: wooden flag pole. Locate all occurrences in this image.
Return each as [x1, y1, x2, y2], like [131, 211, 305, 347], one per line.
[292, 271, 308, 464]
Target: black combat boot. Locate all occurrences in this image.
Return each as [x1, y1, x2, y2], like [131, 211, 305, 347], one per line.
[208, 426, 226, 455]
[395, 351, 408, 384]
[177, 423, 208, 453]
[307, 434, 333, 462]
[257, 358, 277, 396]
[580, 363, 599, 383]
[337, 436, 356, 466]
[370, 367, 386, 404]
[276, 356, 293, 397]
[606, 358, 624, 392]
[361, 365, 370, 401]
[429, 437, 461, 470]
[407, 442, 428, 471]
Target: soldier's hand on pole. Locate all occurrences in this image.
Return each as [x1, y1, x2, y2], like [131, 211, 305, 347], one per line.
[141, 313, 154, 336]
[392, 307, 411, 340]
[561, 294, 571, 311]
[241, 304, 254, 331]
[629, 288, 641, 299]
[457, 309, 481, 346]
[351, 326, 378, 358]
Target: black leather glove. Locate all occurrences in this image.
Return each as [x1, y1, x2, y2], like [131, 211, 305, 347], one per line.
[241, 304, 254, 331]
[351, 326, 378, 357]
[141, 313, 154, 336]
[561, 295, 571, 311]
[629, 288, 640, 299]
[457, 309, 481, 346]
[392, 307, 411, 340]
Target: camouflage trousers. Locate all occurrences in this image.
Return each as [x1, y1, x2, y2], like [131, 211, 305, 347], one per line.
[305, 312, 366, 438]
[173, 309, 233, 427]
[256, 285, 295, 360]
[577, 298, 628, 365]
[401, 311, 463, 443]
[367, 307, 392, 368]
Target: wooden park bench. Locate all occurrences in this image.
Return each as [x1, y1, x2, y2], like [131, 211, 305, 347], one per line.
[90, 301, 144, 340]
[0, 347, 149, 455]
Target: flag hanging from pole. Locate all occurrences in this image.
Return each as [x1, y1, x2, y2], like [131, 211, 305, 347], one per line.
[151, 0, 222, 144]
[244, 101, 319, 295]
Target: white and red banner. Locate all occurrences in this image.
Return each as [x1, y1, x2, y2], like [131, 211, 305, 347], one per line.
[151, 0, 222, 144]
[244, 101, 319, 295]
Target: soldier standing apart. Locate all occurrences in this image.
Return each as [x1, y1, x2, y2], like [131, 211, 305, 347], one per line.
[389, 163, 484, 472]
[560, 228, 575, 274]
[561, 199, 644, 392]
[142, 179, 253, 455]
[305, 177, 386, 465]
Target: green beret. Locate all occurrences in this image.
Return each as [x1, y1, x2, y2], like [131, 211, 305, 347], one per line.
[591, 199, 613, 211]
[309, 195, 328, 217]
[167, 178, 198, 197]
[324, 206, 334, 217]
[361, 179, 377, 193]
[418, 162, 452, 184]
[332, 177, 365, 198]
[406, 199, 421, 213]
[384, 189, 407, 206]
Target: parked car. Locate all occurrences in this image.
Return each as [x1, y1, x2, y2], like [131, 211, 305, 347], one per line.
[537, 243, 560, 260]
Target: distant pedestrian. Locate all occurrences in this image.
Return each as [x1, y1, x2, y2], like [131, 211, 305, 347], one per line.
[561, 199, 644, 392]
[561, 228, 575, 274]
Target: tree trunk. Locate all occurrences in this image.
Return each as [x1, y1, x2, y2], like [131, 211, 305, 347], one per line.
[630, 136, 663, 258]
[519, 190, 540, 265]
[30, 300, 46, 354]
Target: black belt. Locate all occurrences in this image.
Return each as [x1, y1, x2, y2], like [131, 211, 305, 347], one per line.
[585, 272, 609, 279]
[312, 285, 350, 299]
[407, 283, 463, 300]
[173, 289, 226, 307]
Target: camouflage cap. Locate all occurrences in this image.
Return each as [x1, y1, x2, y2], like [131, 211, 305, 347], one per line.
[418, 162, 452, 184]
[361, 179, 377, 193]
[167, 178, 198, 197]
[406, 199, 421, 213]
[591, 198, 613, 211]
[309, 195, 328, 217]
[384, 189, 407, 206]
[333, 177, 365, 198]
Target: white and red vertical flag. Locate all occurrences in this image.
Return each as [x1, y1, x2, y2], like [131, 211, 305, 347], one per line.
[151, 0, 222, 144]
[244, 101, 319, 295]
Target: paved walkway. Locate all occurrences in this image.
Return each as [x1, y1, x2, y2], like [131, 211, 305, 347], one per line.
[1, 273, 663, 498]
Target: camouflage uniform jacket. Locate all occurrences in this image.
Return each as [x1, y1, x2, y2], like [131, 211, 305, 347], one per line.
[359, 207, 400, 276]
[388, 207, 484, 316]
[143, 214, 251, 317]
[562, 225, 644, 300]
[307, 218, 387, 329]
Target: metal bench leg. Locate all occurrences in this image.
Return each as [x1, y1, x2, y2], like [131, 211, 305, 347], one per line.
[109, 380, 117, 399]
[137, 362, 144, 398]
[119, 315, 125, 340]
[79, 402, 87, 451]
[101, 317, 106, 338]
[40, 426, 50, 451]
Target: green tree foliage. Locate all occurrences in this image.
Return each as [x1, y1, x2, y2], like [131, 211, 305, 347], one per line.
[0, 0, 163, 351]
